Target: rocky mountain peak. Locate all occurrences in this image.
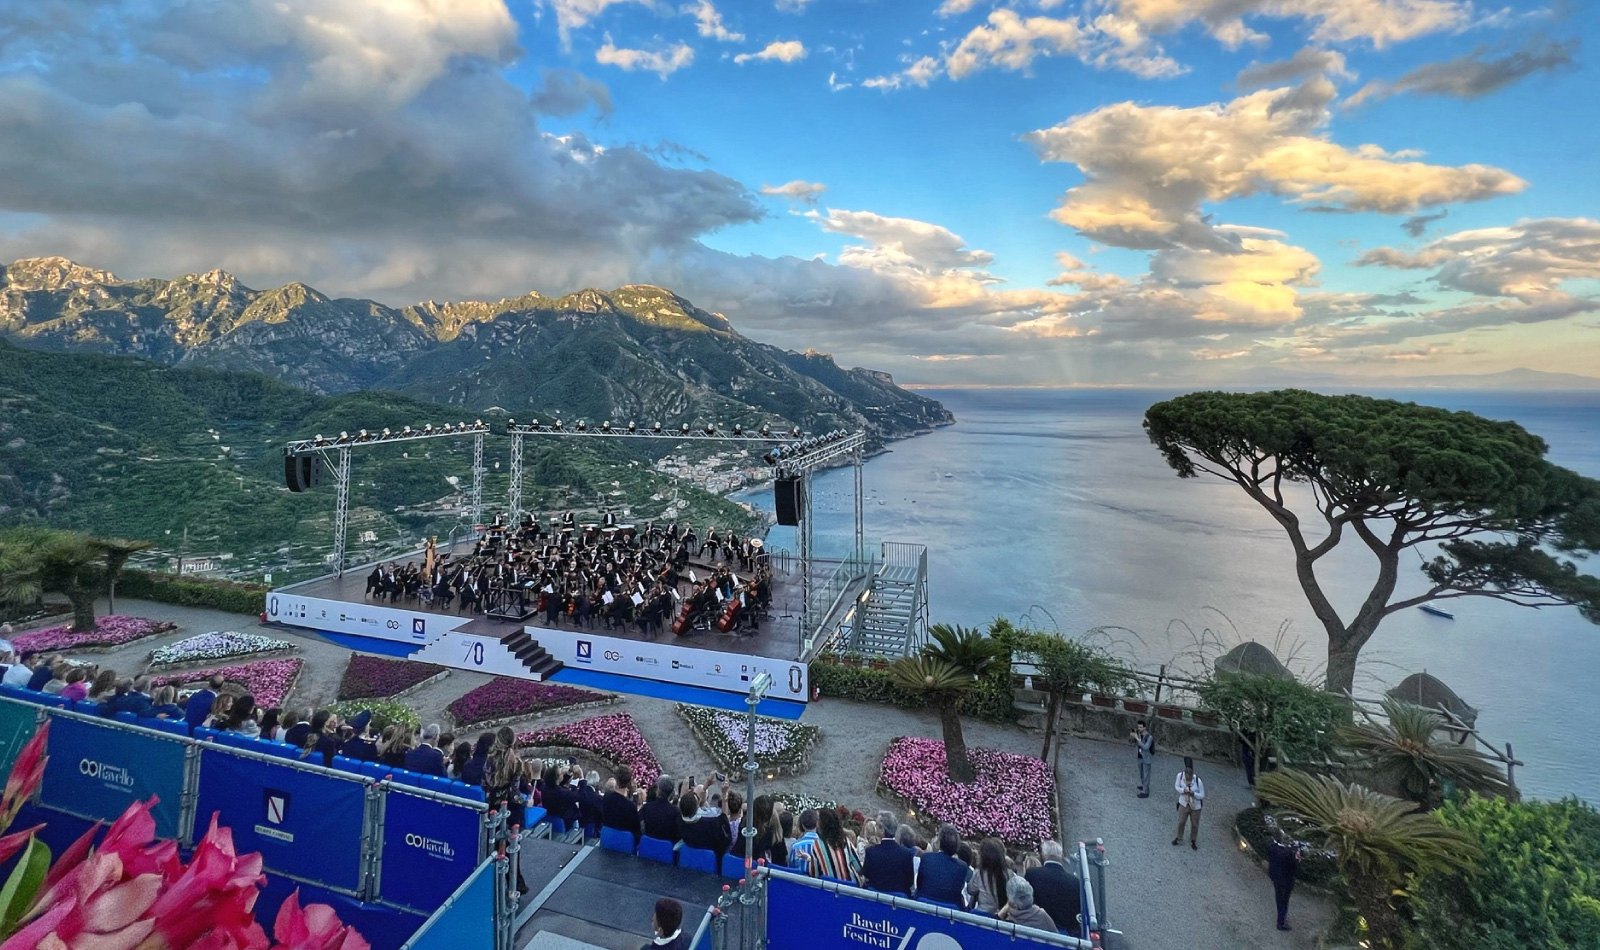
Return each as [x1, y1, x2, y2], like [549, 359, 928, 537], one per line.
[1, 257, 120, 292]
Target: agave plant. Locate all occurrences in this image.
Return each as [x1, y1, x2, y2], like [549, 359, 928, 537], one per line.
[1340, 698, 1516, 808]
[890, 656, 980, 782]
[1257, 769, 1479, 950]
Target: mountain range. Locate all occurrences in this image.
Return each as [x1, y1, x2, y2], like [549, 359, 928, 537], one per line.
[0, 257, 952, 440]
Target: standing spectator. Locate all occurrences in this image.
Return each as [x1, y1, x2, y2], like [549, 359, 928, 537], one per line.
[997, 877, 1057, 933]
[916, 825, 971, 907]
[640, 776, 681, 843]
[602, 765, 644, 845]
[863, 811, 915, 896]
[725, 791, 745, 843]
[641, 897, 689, 950]
[811, 809, 863, 884]
[449, 741, 472, 779]
[223, 695, 261, 737]
[746, 795, 787, 868]
[1266, 832, 1304, 931]
[27, 655, 57, 691]
[405, 724, 447, 776]
[482, 727, 531, 896]
[1240, 729, 1260, 788]
[185, 675, 224, 730]
[678, 790, 732, 860]
[461, 733, 494, 786]
[966, 838, 1012, 914]
[87, 669, 118, 703]
[4, 653, 37, 688]
[59, 668, 89, 701]
[779, 811, 797, 853]
[1172, 757, 1205, 850]
[1025, 840, 1081, 936]
[1130, 720, 1155, 798]
[149, 686, 184, 720]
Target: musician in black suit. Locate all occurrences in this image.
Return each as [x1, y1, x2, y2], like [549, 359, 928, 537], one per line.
[1025, 840, 1082, 936]
[862, 811, 916, 896]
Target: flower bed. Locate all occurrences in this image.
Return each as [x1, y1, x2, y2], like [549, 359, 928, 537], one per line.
[516, 713, 661, 787]
[13, 616, 177, 656]
[148, 631, 296, 668]
[878, 737, 1056, 846]
[151, 658, 303, 708]
[337, 654, 448, 700]
[328, 699, 421, 733]
[447, 677, 611, 728]
[772, 792, 838, 815]
[676, 704, 820, 776]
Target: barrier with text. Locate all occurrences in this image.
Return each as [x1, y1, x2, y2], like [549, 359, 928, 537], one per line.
[41, 714, 189, 838]
[377, 786, 487, 912]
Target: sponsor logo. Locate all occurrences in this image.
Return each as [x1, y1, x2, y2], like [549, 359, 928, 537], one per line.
[714, 664, 723, 674]
[268, 596, 279, 618]
[842, 913, 915, 950]
[412, 618, 426, 638]
[603, 650, 622, 662]
[404, 833, 457, 859]
[78, 758, 135, 788]
[634, 656, 660, 666]
[256, 790, 294, 842]
[672, 659, 695, 671]
[576, 641, 593, 663]
[789, 665, 805, 695]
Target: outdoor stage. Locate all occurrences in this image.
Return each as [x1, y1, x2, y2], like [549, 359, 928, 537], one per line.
[264, 546, 842, 717]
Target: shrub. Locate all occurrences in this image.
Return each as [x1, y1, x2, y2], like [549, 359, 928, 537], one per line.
[1198, 671, 1346, 767]
[337, 654, 447, 700]
[115, 569, 268, 616]
[879, 736, 1055, 845]
[328, 699, 421, 734]
[1234, 806, 1340, 889]
[149, 631, 295, 667]
[446, 677, 608, 727]
[810, 656, 1014, 722]
[1407, 795, 1600, 950]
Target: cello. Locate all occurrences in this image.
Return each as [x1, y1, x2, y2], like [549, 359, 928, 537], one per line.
[716, 592, 742, 633]
[672, 600, 695, 636]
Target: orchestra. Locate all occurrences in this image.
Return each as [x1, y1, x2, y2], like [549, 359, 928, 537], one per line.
[363, 510, 774, 639]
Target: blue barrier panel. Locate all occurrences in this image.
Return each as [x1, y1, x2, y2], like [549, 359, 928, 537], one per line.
[378, 788, 485, 912]
[400, 857, 497, 950]
[256, 873, 427, 950]
[0, 698, 39, 777]
[194, 747, 366, 893]
[40, 713, 188, 839]
[766, 871, 1074, 950]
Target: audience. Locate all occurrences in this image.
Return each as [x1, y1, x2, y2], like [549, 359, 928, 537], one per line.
[1025, 840, 1081, 935]
[184, 675, 224, 730]
[25, 655, 54, 691]
[259, 708, 284, 741]
[602, 765, 645, 845]
[150, 686, 183, 720]
[3, 653, 35, 689]
[88, 669, 117, 703]
[57, 667, 89, 701]
[222, 694, 261, 737]
[640, 776, 681, 843]
[916, 825, 971, 907]
[863, 811, 915, 896]
[449, 741, 472, 779]
[405, 724, 447, 776]
[967, 838, 1013, 915]
[997, 877, 1056, 933]
[462, 733, 493, 786]
[677, 790, 732, 860]
[747, 795, 787, 868]
[643, 897, 689, 950]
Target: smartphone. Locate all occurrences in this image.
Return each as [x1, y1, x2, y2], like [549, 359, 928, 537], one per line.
[567, 757, 576, 766]
[715, 772, 726, 783]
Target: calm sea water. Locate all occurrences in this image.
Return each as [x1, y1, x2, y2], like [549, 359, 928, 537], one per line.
[738, 388, 1600, 803]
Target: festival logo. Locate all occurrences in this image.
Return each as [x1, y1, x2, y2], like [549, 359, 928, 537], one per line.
[268, 596, 279, 618]
[403, 833, 456, 860]
[78, 758, 135, 789]
[412, 618, 427, 639]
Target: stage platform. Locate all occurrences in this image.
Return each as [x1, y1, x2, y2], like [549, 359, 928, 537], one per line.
[515, 838, 726, 950]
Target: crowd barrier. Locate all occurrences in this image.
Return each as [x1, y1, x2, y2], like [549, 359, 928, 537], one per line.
[398, 853, 506, 950]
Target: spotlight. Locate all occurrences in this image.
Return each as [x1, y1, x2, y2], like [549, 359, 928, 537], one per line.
[552, 419, 564, 430]
[358, 429, 370, 440]
[628, 421, 637, 433]
[339, 431, 349, 441]
[601, 420, 611, 432]
[381, 428, 392, 438]
[423, 424, 434, 433]
[653, 422, 663, 434]
[528, 420, 538, 429]
[680, 423, 690, 434]
[790, 427, 801, 438]
[576, 420, 587, 432]
[475, 419, 484, 430]
[732, 424, 743, 436]
[313, 434, 325, 443]
[704, 423, 716, 435]
[506, 418, 515, 427]
[759, 425, 771, 437]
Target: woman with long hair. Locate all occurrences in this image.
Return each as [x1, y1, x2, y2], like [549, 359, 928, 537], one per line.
[461, 732, 494, 786]
[749, 795, 788, 867]
[87, 669, 117, 701]
[810, 809, 864, 885]
[449, 741, 472, 779]
[207, 694, 234, 730]
[259, 707, 283, 741]
[482, 726, 532, 896]
[150, 685, 183, 720]
[965, 837, 1012, 914]
[224, 694, 260, 737]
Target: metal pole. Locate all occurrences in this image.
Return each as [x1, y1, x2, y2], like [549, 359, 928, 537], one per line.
[799, 469, 813, 643]
[332, 446, 351, 576]
[472, 431, 486, 526]
[1091, 837, 1109, 929]
[852, 445, 863, 562]
[508, 431, 524, 524]
[744, 691, 758, 873]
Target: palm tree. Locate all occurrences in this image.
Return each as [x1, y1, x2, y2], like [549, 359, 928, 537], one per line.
[924, 623, 1006, 678]
[94, 537, 154, 615]
[1257, 770, 1479, 950]
[1340, 699, 1516, 809]
[890, 656, 981, 782]
[0, 528, 104, 632]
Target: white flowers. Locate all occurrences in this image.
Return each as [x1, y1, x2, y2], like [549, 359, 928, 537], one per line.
[149, 631, 295, 666]
[677, 704, 820, 773]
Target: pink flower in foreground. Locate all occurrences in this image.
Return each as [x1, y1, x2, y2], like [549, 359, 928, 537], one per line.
[1, 719, 49, 831]
[269, 890, 370, 950]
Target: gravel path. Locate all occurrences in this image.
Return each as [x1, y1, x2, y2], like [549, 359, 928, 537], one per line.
[20, 598, 1337, 949]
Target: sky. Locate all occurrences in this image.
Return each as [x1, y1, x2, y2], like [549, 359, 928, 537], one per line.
[0, 0, 1596, 386]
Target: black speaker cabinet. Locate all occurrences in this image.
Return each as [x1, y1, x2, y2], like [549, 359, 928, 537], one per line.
[284, 453, 324, 492]
[774, 475, 804, 526]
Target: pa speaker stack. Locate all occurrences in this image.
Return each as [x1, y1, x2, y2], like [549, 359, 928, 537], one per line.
[773, 475, 804, 526]
[284, 452, 325, 493]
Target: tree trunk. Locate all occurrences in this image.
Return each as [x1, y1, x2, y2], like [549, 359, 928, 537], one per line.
[107, 577, 118, 616]
[1349, 871, 1403, 950]
[939, 702, 975, 783]
[1325, 643, 1360, 697]
[1040, 690, 1061, 762]
[67, 587, 97, 633]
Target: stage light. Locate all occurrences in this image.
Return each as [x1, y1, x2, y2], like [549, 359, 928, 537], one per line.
[358, 429, 369, 440]
[552, 419, 563, 430]
[732, 424, 743, 436]
[475, 419, 484, 430]
[576, 420, 587, 431]
[759, 425, 771, 437]
[680, 423, 690, 434]
[653, 422, 663, 433]
[601, 420, 611, 432]
[402, 426, 412, 435]
[790, 427, 801, 438]
[704, 424, 716, 435]
[381, 428, 392, 438]
[628, 421, 637, 433]
[339, 431, 349, 441]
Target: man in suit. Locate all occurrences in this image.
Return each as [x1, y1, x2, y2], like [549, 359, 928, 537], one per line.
[862, 811, 916, 896]
[1026, 840, 1082, 936]
[640, 776, 682, 843]
[405, 724, 447, 776]
[602, 765, 644, 845]
[184, 674, 224, 731]
[915, 825, 970, 907]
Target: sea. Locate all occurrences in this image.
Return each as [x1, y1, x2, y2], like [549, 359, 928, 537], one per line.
[735, 388, 1600, 804]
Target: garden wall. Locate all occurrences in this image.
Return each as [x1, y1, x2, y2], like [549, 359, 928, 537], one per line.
[1057, 698, 1238, 764]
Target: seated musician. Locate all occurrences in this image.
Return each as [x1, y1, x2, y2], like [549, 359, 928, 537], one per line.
[365, 565, 383, 599]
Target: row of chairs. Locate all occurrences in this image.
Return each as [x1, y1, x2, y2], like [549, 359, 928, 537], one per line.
[597, 826, 759, 881]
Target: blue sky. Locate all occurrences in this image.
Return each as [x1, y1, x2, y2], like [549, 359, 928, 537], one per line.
[0, 0, 1595, 384]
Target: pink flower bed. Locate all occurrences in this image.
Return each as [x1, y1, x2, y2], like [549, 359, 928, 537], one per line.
[446, 677, 607, 727]
[879, 737, 1055, 845]
[151, 658, 303, 708]
[517, 713, 662, 787]
[337, 654, 446, 700]
[13, 615, 176, 655]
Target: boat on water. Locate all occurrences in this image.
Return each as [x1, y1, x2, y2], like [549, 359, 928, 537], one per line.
[1419, 604, 1455, 620]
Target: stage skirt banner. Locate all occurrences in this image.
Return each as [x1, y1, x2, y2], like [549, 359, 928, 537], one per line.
[378, 787, 486, 912]
[193, 747, 366, 893]
[40, 714, 188, 839]
[0, 697, 40, 778]
[765, 872, 1071, 950]
[265, 591, 471, 645]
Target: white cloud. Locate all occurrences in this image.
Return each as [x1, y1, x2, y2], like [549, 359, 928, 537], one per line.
[596, 35, 696, 78]
[538, 0, 650, 43]
[774, 0, 813, 12]
[863, 56, 942, 89]
[1356, 218, 1600, 300]
[685, 0, 745, 43]
[734, 40, 808, 64]
[936, 0, 983, 16]
[760, 181, 828, 203]
[1104, 0, 1470, 49]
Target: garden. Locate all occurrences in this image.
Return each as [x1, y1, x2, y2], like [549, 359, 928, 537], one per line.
[150, 658, 303, 708]
[676, 703, 820, 777]
[337, 654, 447, 700]
[516, 712, 663, 788]
[447, 677, 613, 728]
[148, 631, 297, 668]
[14, 616, 177, 656]
[878, 736, 1056, 846]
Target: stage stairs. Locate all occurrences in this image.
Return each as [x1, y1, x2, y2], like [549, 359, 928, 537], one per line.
[849, 542, 929, 658]
[500, 630, 565, 681]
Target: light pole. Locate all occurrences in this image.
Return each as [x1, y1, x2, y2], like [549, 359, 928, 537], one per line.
[742, 671, 772, 873]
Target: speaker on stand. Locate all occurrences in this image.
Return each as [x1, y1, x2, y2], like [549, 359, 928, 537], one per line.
[773, 475, 803, 527]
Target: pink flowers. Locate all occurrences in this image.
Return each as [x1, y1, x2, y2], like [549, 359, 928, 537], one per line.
[447, 677, 606, 727]
[517, 713, 661, 788]
[270, 890, 370, 950]
[13, 616, 176, 656]
[879, 737, 1055, 846]
[336, 655, 445, 701]
[151, 658, 303, 708]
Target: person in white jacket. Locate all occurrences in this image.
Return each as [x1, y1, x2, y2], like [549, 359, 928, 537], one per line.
[1172, 757, 1205, 850]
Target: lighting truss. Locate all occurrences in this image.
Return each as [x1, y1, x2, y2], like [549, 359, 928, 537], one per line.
[503, 419, 795, 443]
[761, 430, 869, 478]
[285, 420, 492, 455]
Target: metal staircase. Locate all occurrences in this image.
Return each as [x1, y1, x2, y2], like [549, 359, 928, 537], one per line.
[850, 542, 929, 658]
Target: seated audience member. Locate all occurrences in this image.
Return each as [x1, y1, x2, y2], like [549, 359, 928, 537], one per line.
[376, 725, 407, 768]
[863, 811, 916, 896]
[405, 724, 448, 776]
[58, 668, 90, 702]
[748, 795, 787, 868]
[725, 791, 746, 843]
[302, 710, 341, 767]
[538, 764, 580, 829]
[676, 791, 732, 860]
[997, 876, 1057, 933]
[966, 838, 1013, 915]
[461, 733, 494, 786]
[0, 624, 11, 655]
[798, 809, 863, 885]
[578, 770, 605, 837]
[184, 675, 225, 730]
[259, 708, 284, 741]
[449, 740, 472, 779]
[602, 765, 644, 844]
[207, 694, 235, 730]
[87, 669, 118, 703]
[1025, 840, 1082, 936]
[339, 711, 377, 761]
[3, 653, 35, 689]
[223, 694, 261, 737]
[149, 686, 184, 720]
[640, 776, 682, 843]
[642, 897, 689, 950]
[99, 678, 134, 717]
[786, 809, 822, 874]
[779, 810, 797, 852]
[27, 655, 57, 691]
[916, 825, 972, 907]
[40, 659, 70, 695]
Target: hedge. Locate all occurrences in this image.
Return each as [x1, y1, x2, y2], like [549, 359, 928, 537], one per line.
[809, 657, 1015, 722]
[115, 569, 269, 616]
[1234, 806, 1340, 889]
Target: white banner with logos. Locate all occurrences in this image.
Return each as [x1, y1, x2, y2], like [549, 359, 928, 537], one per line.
[533, 627, 809, 702]
[264, 591, 468, 644]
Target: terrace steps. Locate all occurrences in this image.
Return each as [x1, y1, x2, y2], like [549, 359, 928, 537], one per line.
[500, 630, 565, 681]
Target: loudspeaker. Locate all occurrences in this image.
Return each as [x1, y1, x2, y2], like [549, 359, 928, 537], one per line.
[773, 475, 803, 526]
[284, 453, 325, 493]
[285, 453, 305, 492]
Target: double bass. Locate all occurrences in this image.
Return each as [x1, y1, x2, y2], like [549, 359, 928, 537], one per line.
[672, 600, 695, 636]
[716, 592, 742, 633]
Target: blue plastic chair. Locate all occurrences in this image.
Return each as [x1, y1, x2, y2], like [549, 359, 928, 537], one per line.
[679, 846, 718, 874]
[193, 726, 220, 741]
[358, 761, 389, 780]
[0, 685, 27, 701]
[332, 755, 361, 774]
[546, 816, 568, 836]
[919, 898, 966, 914]
[599, 826, 637, 855]
[638, 836, 676, 865]
[721, 852, 751, 880]
[520, 805, 548, 832]
[71, 700, 98, 714]
[33, 694, 68, 709]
